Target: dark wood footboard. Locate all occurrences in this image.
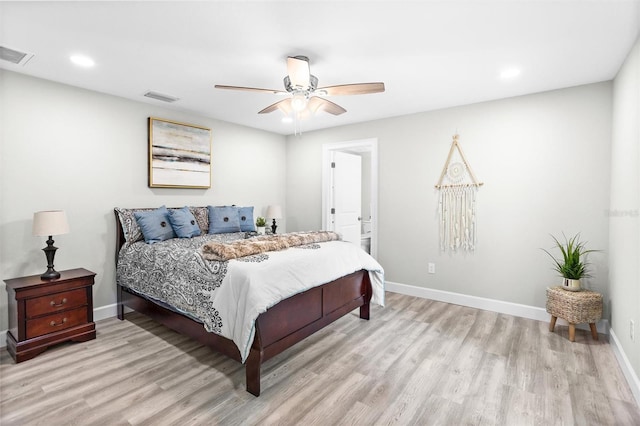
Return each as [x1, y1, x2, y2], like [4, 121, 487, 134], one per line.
[246, 270, 371, 395]
[117, 270, 371, 396]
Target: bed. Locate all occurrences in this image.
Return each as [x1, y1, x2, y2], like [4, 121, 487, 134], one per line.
[114, 206, 384, 396]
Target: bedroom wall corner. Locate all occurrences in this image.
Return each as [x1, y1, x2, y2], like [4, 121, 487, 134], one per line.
[609, 35, 640, 392]
[0, 70, 287, 334]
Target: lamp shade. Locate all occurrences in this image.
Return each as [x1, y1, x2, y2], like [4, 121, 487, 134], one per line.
[266, 205, 282, 219]
[32, 210, 70, 237]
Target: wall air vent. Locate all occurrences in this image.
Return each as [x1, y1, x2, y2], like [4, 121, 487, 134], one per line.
[0, 46, 34, 66]
[143, 91, 180, 103]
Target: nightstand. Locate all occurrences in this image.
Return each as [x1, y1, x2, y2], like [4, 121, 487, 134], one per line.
[5, 268, 96, 362]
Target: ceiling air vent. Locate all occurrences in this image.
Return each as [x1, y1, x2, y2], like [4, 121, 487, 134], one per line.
[0, 46, 34, 66]
[143, 91, 180, 103]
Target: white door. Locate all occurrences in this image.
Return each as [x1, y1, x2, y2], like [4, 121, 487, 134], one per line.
[331, 151, 362, 244]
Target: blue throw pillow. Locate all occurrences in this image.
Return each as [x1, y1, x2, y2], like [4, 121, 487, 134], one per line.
[134, 205, 176, 244]
[208, 206, 241, 234]
[168, 206, 201, 238]
[237, 206, 255, 232]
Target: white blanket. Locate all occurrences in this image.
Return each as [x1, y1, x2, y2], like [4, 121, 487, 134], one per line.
[213, 240, 384, 361]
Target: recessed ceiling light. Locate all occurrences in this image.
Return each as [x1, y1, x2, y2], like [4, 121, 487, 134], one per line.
[281, 116, 293, 123]
[500, 68, 521, 79]
[70, 54, 95, 68]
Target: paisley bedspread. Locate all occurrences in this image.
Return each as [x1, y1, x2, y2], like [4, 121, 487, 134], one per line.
[116, 232, 385, 362]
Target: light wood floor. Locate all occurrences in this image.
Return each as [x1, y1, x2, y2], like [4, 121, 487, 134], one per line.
[1, 292, 639, 425]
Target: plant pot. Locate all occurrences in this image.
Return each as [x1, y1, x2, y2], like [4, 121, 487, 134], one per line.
[562, 278, 581, 291]
[257, 226, 265, 235]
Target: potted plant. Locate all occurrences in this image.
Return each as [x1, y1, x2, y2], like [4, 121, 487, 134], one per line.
[255, 216, 266, 235]
[542, 233, 598, 291]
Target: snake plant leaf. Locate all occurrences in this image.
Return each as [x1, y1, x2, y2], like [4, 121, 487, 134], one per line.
[541, 233, 599, 280]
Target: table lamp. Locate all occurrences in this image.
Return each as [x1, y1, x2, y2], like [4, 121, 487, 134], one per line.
[32, 210, 70, 280]
[266, 205, 282, 234]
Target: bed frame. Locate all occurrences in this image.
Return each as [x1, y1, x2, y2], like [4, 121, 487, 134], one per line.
[114, 211, 372, 396]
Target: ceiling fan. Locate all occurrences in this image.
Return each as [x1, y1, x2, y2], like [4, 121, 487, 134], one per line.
[215, 55, 385, 116]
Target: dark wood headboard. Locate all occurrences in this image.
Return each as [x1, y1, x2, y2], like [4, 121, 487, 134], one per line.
[114, 209, 126, 265]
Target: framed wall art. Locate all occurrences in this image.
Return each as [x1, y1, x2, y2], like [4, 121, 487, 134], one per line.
[148, 117, 212, 189]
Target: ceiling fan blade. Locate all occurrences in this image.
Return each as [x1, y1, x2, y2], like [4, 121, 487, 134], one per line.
[316, 82, 385, 96]
[258, 98, 292, 115]
[287, 56, 310, 88]
[308, 97, 346, 115]
[215, 85, 286, 95]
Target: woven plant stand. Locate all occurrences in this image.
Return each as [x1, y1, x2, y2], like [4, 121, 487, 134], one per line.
[546, 286, 603, 342]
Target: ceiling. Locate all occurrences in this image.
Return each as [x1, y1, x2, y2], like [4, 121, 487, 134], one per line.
[1, 1, 639, 135]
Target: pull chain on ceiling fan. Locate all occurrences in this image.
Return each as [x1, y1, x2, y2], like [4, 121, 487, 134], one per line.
[215, 55, 385, 117]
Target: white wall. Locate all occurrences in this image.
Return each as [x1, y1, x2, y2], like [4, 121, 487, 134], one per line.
[610, 36, 640, 383]
[286, 82, 612, 311]
[0, 71, 286, 332]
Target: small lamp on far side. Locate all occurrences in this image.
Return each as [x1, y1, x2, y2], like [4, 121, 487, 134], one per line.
[266, 205, 282, 234]
[32, 210, 70, 280]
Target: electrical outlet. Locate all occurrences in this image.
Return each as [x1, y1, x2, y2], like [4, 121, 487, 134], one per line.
[631, 320, 635, 341]
[428, 263, 435, 274]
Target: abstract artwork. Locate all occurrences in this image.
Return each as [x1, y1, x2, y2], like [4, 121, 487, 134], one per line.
[148, 117, 212, 188]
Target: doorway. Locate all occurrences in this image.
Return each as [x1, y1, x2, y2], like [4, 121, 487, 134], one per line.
[322, 138, 378, 258]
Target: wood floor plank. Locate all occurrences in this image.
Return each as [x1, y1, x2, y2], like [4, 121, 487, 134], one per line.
[458, 352, 508, 424]
[1, 293, 639, 425]
[498, 384, 543, 426]
[590, 340, 639, 404]
[435, 337, 486, 405]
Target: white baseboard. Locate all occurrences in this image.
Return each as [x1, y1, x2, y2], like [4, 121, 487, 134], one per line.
[385, 281, 609, 334]
[1, 285, 610, 349]
[94, 302, 119, 322]
[609, 328, 640, 406]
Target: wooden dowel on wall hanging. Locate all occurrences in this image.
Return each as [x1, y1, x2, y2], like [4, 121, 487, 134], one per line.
[434, 134, 483, 188]
[435, 182, 484, 189]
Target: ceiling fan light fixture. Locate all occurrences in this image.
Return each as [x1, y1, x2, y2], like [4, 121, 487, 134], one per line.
[275, 100, 292, 115]
[216, 55, 384, 118]
[291, 93, 308, 112]
[284, 75, 318, 93]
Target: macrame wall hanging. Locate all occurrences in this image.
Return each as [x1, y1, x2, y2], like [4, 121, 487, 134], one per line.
[435, 134, 483, 252]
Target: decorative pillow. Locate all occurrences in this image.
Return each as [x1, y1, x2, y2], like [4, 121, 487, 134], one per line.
[237, 206, 255, 232]
[190, 206, 209, 234]
[134, 205, 176, 244]
[115, 207, 154, 244]
[169, 207, 201, 238]
[208, 206, 241, 234]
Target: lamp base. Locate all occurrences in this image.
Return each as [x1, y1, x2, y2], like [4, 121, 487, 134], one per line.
[41, 236, 61, 280]
[41, 268, 61, 280]
[271, 219, 278, 234]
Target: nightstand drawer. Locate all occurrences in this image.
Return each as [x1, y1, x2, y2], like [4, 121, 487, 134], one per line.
[26, 288, 87, 318]
[26, 307, 88, 339]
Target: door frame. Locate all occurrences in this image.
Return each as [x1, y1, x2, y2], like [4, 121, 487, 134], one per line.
[322, 138, 378, 258]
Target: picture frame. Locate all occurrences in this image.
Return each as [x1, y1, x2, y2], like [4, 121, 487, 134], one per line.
[148, 117, 212, 189]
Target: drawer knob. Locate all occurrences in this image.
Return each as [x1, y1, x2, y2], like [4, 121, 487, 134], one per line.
[50, 297, 68, 307]
[49, 318, 68, 327]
